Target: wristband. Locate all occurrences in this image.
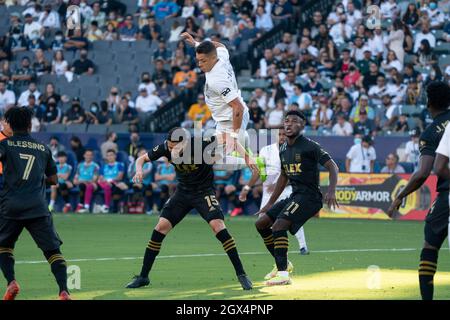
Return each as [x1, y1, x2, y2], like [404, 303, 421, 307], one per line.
[243, 185, 251, 192]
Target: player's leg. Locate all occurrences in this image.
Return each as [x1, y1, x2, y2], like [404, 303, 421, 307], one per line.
[25, 216, 69, 299]
[295, 227, 309, 255]
[111, 184, 125, 213]
[61, 181, 73, 213]
[98, 181, 112, 212]
[126, 191, 191, 288]
[83, 182, 97, 212]
[0, 218, 23, 300]
[419, 194, 448, 300]
[194, 190, 252, 290]
[49, 185, 58, 212]
[144, 183, 154, 213]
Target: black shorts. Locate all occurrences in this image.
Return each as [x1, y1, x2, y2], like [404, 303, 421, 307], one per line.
[160, 188, 225, 227]
[266, 193, 322, 235]
[0, 215, 63, 251]
[424, 192, 449, 249]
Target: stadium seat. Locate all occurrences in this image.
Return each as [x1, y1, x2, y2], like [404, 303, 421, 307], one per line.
[92, 40, 112, 51]
[45, 124, 67, 133]
[67, 124, 87, 134]
[107, 124, 130, 134]
[111, 41, 132, 53]
[86, 124, 108, 135]
[438, 55, 450, 67]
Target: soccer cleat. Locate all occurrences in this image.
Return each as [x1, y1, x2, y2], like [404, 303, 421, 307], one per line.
[75, 204, 84, 213]
[230, 207, 243, 217]
[256, 156, 267, 182]
[126, 275, 150, 289]
[100, 205, 110, 214]
[265, 272, 292, 286]
[3, 280, 20, 301]
[300, 247, 310, 255]
[264, 261, 294, 280]
[63, 204, 72, 214]
[59, 291, 71, 300]
[237, 274, 253, 290]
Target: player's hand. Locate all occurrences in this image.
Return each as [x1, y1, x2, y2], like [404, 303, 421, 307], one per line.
[180, 32, 196, 47]
[239, 189, 249, 202]
[133, 171, 144, 184]
[254, 206, 269, 216]
[324, 189, 339, 211]
[387, 197, 402, 218]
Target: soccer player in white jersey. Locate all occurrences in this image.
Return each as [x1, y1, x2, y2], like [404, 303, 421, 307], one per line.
[239, 126, 309, 257]
[181, 33, 261, 173]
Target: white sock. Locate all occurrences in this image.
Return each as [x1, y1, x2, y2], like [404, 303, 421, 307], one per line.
[278, 271, 289, 277]
[49, 200, 55, 207]
[295, 227, 307, 250]
[84, 204, 89, 209]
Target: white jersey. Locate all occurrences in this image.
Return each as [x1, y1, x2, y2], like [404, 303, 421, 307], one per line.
[204, 47, 247, 122]
[259, 143, 292, 208]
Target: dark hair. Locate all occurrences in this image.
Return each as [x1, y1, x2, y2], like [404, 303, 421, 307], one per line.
[426, 81, 450, 110]
[285, 110, 306, 121]
[71, 136, 82, 144]
[57, 151, 67, 158]
[167, 126, 186, 142]
[106, 149, 116, 154]
[4, 107, 33, 132]
[195, 41, 216, 55]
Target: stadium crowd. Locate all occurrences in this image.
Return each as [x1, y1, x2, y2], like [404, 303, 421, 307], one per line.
[0, 0, 450, 214]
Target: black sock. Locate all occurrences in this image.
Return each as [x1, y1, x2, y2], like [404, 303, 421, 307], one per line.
[0, 248, 15, 284]
[216, 229, 245, 276]
[140, 230, 166, 278]
[257, 228, 275, 257]
[145, 185, 154, 210]
[60, 183, 70, 203]
[273, 230, 289, 271]
[79, 183, 86, 203]
[419, 248, 438, 300]
[44, 250, 68, 294]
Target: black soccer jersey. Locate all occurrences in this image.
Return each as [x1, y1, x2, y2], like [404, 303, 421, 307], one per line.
[147, 137, 216, 192]
[0, 133, 57, 220]
[419, 109, 450, 193]
[279, 135, 331, 197]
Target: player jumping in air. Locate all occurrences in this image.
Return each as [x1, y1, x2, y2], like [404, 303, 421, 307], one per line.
[387, 81, 450, 300]
[255, 111, 339, 286]
[125, 128, 253, 290]
[181, 32, 262, 175]
[0, 107, 70, 300]
[239, 126, 309, 257]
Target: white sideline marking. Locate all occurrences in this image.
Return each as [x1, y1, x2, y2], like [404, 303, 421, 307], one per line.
[15, 248, 421, 265]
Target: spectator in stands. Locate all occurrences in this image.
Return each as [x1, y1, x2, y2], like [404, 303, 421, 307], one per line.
[100, 132, 118, 160]
[381, 153, 405, 174]
[413, 21, 436, 53]
[152, 0, 180, 21]
[0, 37, 11, 62]
[265, 99, 285, 129]
[172, 62, 197, 90]
[32, 48, 50, 77]
[42, 97, 62, 125]
[126, 132, 143, 162]
[327, 2, 344, 26]
[49, 151, 73, 213]
[119, 14, 138, 41]
[12, 56, 35, 87]
[311, 96, 333, 130]
[182, 17, 200, 38]
[84, 1, 106, 29]
[424, 65, 444, 88]
[256, 49, 275, 79]
[415, 39, 437, 67]
[106, 86, 120, 112]
[117, 96, 139, 127]
[155, 77, 177, 103]
[271, 0, 293, 23]
[288, 83, 312, 113]
[395, 113, 409, 133]
[332, 113, 353, 136]
[71, 49, 95, 75]
[275, 32, 298, 57]
[85, 21, 103, 42]
[103, 22, 119, 41]
[402, 3, 420, 28]
[97, 149, 128, 213]
[155, 157, 176, 209]
[70, 136, 86, 163]
[27, 29, 46, 52]
[402, 127, 420, 169]
[353, 109, 376, 136]
[79, 0, 94, 22]
[248, 99, 265, 130]
[387, 19, 405, 64]
[346, 135, 377, 173]
[424, 0, 445, 29]
[367, 27, 386, 61]
[343, 64, 361, 88]
[345, 1, 362, 29]
[64, 28, 88, 51]
[135, 85, 163, 114]
[217, 2, 236, 24]
[187, 93, 211, 126]
[329, 14, 352, 46]
[48, 136, 66, 161]
[310, 11, 324, 39]
[23, 13, 42, 40]
[403, 63, 422, 84]
[368, 74, 389, 106]
[152, 58, 171, 85]
[7, 13, 23, 37]
[381, 50, 403, 74]
[220, 18, 238, 43]
[50, 30, 65, 51]
[92, 100, 112, 125]
[153, 39, 172, 64]
[51, 49, 69, 76]
[251, 87, 268, 111]
[267, 75, 287, 108]
[84, 102, 101, 124]
[73, 149, 100, 213]
[214, 168, 235, 202]
[42, 82, 61, 105]
[362, 62, 384, 92]
[38, 4, 60, 29]
[255, 5, 273, 31]
[128, 148, 156, 215]
[63, 97, 86, 125]
[18, 81, 40, 107]
[376, 94, 400, 131]
[141, 16, 161, 42]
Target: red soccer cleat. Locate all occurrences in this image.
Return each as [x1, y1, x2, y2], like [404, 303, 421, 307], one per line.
[63, 204, 72, 213]
[59, 291, 71, 300]
[230, 208, 243, 217]
[3, 280, 20, 301]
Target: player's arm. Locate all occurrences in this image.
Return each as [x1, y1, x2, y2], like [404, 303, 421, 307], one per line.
[133, 143, 167, 183]
[181, 32, 225, 48]
[238, 168, 260, 202]
[228, 98, 245, 132]
[45, 148, 58, 186]
[46, 174, 58, 185]
[257, 171, 288, 214]
[323, 159, 339, 210]
[433, 124, 450, 180]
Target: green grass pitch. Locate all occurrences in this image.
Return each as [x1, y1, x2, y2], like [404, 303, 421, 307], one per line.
[7, 214, 450, 300]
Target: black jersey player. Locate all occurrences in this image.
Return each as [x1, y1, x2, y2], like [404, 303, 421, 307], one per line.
[126, 127, 254, 290]
[387, 81, 450, 300]
[0, 107, 70, 300]
[255, 110, 339, 286]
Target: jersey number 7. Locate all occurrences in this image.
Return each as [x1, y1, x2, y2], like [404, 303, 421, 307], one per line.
[19, 153, 36, 180]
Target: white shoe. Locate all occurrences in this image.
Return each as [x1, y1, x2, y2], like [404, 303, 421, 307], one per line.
[264, 261, 294, 280]
[100, 205, 110, 213]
